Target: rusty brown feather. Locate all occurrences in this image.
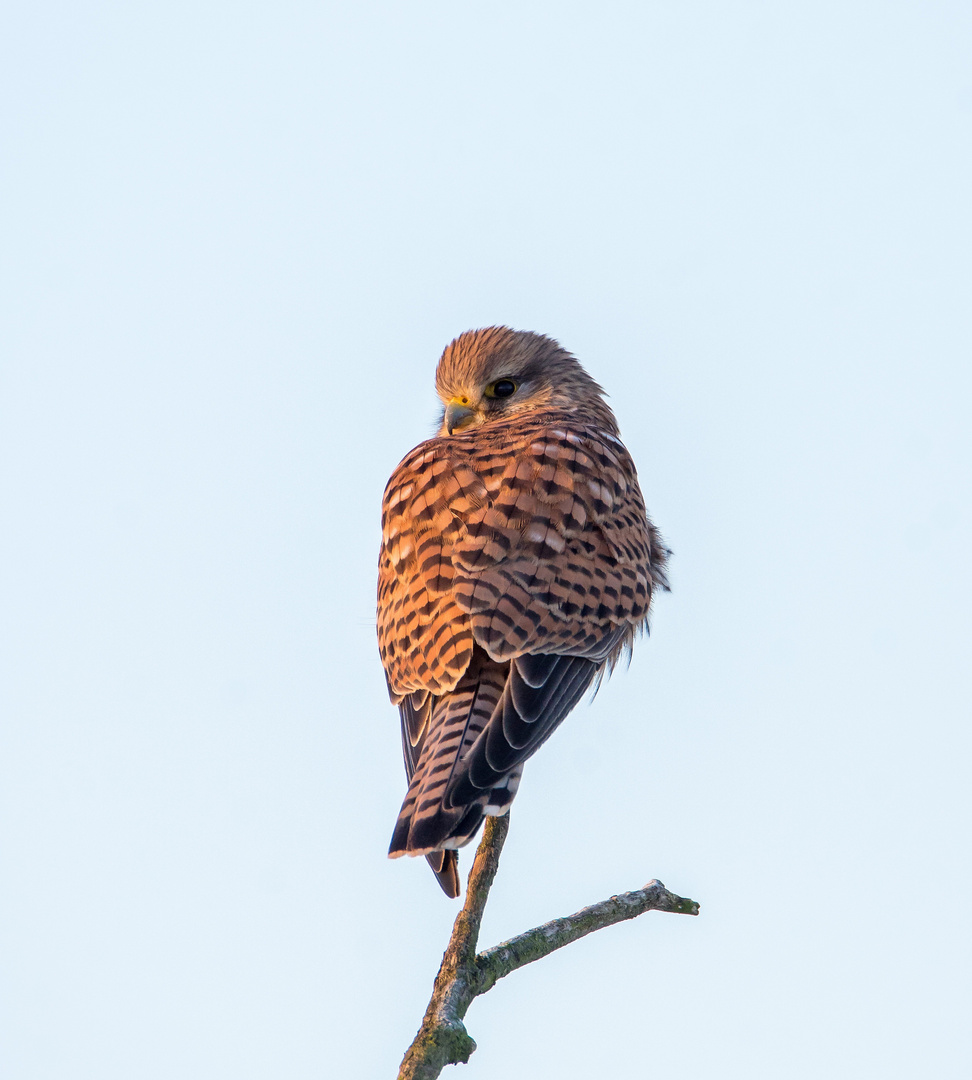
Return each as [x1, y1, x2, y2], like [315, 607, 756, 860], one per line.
[377, 327, 669, 896]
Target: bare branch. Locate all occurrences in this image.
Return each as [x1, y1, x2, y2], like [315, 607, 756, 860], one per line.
[397, 816, 699, 1080]
[397, 815, 510, 1080]
[475, 879, 699, 995]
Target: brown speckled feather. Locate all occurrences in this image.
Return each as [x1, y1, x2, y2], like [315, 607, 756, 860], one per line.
[378, 328, 669, 895]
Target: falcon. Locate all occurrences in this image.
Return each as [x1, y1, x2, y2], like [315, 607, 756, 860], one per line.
[378, 327, 669, 897]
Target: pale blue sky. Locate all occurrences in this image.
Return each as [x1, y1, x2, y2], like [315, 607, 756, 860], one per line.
[2, 3, 971, 1078]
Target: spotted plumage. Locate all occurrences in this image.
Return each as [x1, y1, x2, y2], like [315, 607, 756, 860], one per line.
[378, 327, 669, 897]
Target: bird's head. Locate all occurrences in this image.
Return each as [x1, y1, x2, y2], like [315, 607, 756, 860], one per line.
[434, 327, 618, 436]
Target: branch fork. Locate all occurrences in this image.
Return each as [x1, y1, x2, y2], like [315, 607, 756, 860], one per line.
[398, 816, 699, 1079]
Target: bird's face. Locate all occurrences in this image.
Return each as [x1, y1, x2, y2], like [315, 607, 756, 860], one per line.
[434, 326, 614, 437]
[436, 363, 537, 436]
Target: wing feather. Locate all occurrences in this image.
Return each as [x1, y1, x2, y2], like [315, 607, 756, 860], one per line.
[378, 413, 668, 891]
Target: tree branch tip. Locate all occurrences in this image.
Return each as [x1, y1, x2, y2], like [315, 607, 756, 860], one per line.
[640, 880, 700, 916]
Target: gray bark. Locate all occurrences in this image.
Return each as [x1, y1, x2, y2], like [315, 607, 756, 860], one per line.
[397, 815, 699, 1079]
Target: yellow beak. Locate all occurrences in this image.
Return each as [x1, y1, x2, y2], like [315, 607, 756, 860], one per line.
[444, 399, 477, 434]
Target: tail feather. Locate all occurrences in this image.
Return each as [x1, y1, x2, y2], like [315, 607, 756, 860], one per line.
[390, 650, 504, 856]
[425, 850, 460, 898]
[389, 643, 602, 894]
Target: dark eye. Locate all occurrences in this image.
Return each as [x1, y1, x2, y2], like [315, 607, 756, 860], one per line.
[490, 379, 517, 399]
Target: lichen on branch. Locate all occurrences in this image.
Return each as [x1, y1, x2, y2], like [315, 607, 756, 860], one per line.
[397, 816, 699, 1080]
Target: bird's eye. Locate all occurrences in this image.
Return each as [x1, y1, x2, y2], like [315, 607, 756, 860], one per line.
[488, 379, 518, 399]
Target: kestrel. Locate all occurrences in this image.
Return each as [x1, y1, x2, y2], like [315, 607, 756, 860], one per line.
[378, 327, 669, 897]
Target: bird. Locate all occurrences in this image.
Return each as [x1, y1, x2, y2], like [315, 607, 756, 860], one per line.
[377, 327, 669, 897]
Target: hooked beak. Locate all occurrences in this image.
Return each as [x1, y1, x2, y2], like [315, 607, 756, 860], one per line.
[444, 399, 478, 434]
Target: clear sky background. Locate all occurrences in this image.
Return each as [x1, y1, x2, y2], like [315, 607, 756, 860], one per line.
[2, 3, 970, 1078]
